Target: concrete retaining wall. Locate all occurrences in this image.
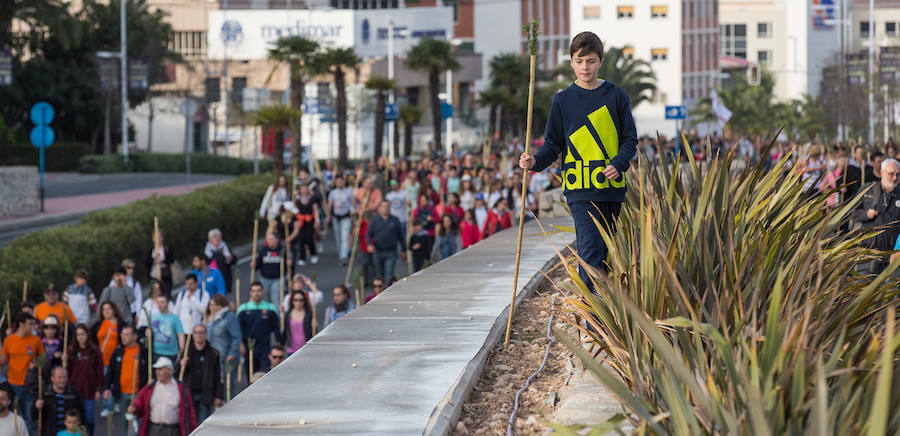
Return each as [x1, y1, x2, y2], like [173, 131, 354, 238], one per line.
[192, 216, 575, 435]
[0, 166, 39, 217]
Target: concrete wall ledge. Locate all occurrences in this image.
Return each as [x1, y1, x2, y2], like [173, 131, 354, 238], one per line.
[192, 216, 575, 436]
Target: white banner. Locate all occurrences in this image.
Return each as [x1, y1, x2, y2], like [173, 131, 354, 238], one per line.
[208, 8, 453, 60]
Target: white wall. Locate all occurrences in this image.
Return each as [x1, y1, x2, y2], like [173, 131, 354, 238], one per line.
[570, 0, 683, 137]
[130, 97, 189, 154]
[473, 0, 521, 92]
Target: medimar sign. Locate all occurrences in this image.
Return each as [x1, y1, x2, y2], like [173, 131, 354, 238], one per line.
[208, 7, 453, 60]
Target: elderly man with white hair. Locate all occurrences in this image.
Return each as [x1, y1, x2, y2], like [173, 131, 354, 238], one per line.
[854, 158, 900, 274]
[204, 228, 236, 294]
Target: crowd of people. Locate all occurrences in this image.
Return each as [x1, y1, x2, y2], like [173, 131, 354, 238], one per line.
[0, 143, 564, 436]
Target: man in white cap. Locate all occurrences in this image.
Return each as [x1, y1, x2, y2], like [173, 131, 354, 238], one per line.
[128, 357, 197, 436]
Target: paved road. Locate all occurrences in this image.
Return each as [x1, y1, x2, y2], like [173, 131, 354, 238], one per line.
[87, 226, 410, 436]
[43, 173, 233, 198]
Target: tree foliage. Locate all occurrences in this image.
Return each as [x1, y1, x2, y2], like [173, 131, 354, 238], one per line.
[404, 37, 460, 154]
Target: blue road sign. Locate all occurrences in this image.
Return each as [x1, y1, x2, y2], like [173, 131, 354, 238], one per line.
[30, 102, 54, 125]
[320, 116, 337, 123]
[303, 103, 319, 114]
[385, 102, 399, 121]
[30, 126, 54, 148]
[440, 101, 453, 119]
[665, 105, 687, 120]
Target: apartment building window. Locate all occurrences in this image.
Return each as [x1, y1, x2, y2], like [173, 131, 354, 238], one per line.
[651, 5, 667, 18]
[168, 31, 207, 59]
[860, 21, 871, 38]
[720, 23, 747, 58]
[887, 22, 898, 37]
[651, 47, 668, 61]
[617, 5, 634, 18]
[757, 22, 772, 38]
[757, 50, 771, 65]
[583, 5, 601, 19]
[622, 46, 634, 58]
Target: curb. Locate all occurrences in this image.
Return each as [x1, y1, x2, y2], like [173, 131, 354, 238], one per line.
[423, 245, 570, 436]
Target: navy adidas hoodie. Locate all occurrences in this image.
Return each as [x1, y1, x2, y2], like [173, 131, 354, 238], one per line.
[532, 81, 638, 203]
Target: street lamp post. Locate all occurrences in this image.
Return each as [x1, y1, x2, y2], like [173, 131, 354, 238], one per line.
[120, 0, 129, 160]
[868, 0, 875, 145]
[389, 21, 395, 162]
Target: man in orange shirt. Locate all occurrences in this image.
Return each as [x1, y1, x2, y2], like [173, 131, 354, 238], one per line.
[102, 325, 148, 427]
[34, 286, 76, 325]
[0, 312, 44, 433]
[354, 176, 384, 214]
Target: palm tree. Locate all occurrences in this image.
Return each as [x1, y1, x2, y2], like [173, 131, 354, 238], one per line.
[404, 37, 460, 154]
[477, 88, 510, 138]
[487, 53, 529, 136]
[319, 47, 359, 166]
[364, 76, 395, 160]
[254, 104, 301, 175]
[399, 105, 422, 157]
[267, 36, 319, 171]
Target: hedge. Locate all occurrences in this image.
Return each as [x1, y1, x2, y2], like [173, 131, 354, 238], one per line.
[0, 173, 274, 306]
[0, 142, 93, 171]
[77, 153, 274, 175]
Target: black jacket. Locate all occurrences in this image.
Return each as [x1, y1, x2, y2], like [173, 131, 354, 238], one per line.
[281, 311, 313, 352]
[103, 344, 150, 398]
[852, 182, 900, 250]
[181, 343, 224, 406]
[254, 242, 285, 279]
[32, 385, 84, 436]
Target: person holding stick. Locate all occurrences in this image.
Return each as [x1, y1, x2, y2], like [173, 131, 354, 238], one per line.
[519, 31, 637, 301]
[323, 285, 355, 330]
[237, 283, 281, 376]
[327, 174, 354, 266]
[206, 295, 240, 404]
[0, 312, 44, 433]
[128, 357, 197, 436]
[178, 325, 222, 424]
[63, 324, 102, 435]
[32, 366, 84, 436]
[102, 326, 147, 426]
[0, 382, 27, 435]
[146, 231, 174, 293]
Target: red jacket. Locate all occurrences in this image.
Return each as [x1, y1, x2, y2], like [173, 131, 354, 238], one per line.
[482, 209, 512, 238]
[460, 220, 481, 248]
[132, 379, 197, 436]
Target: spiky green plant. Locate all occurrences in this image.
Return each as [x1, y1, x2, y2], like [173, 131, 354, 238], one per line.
[546, 136, 900, 435]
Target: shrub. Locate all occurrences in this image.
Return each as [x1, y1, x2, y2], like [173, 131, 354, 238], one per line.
[76, 152, 273, 175]
[0, 142, 94, 171]
[549, 140, 900, 434]
[0, 173, 272, 304]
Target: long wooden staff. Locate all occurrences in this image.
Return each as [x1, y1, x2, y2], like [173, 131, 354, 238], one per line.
[153, 217, 162, 282]
[127, 352, 140, 436]
[247, 338, 256, 383]
[250, 213, 260, 283]
[22, 280, 27, 302]
[505, 19, 540, 349]
[406, 206, 414, 275]
[13, 398, 19, 436]
[62, 301, 69, 368]
[225, 359, 234, 402]
[37, 355, 43, 436]
[357, 275, 364, 308]
[5, 300, 11, 334]
[863, 151, 870, 187]
[235, 275, 241, 311]
[142, 307, 153, 382]
[344, 178, 371, 286]
[179, 333, 192, 381]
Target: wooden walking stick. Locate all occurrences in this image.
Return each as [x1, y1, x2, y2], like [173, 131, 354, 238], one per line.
[505, 19, 540, 349]
[345, 188, 372, 286]
[12, 398, 19, 436]
[357, 275, 364, 308]
[153, 217, 162, 282]
[179, 333, 192, 381]
[225, 359, 234, 402]
[251, 213, 260, 283]
[62, 301, 69, 368]
[280, 222, 287, 332]
[235, 275, 241, 310]
[406, 207, 414, 275]
[247, 338, 256, 383]
[22, 280, 27, 302]
[37, 355, 44, 436]
[142, 307, 153, 382]
[863, 151, 870, 187]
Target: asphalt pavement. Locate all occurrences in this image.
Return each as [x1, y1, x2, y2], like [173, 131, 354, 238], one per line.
[42, 173, 233, 198]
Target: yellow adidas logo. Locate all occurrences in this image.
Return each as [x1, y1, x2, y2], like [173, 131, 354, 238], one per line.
[563, 105, 625, 191]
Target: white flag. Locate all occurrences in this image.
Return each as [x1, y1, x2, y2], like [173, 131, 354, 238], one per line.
[710, 89, 733, 128]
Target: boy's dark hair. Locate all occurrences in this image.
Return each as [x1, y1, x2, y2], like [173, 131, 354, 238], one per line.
[65, 408, 81, 420]
[15, 312, 35, 325]
[569, 31, 604, 61]
[74, 269, 89, 280]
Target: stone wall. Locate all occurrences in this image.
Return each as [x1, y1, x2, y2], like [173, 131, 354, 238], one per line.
[0, 166, 39, 217]
[539, 187, 568, 218]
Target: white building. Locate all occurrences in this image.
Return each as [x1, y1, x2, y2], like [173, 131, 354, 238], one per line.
[569, 1, 719, 137]
[719, 0, 841, 101]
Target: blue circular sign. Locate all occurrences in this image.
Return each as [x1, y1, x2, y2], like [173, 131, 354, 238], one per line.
[30, 125, 54, 149]
[30, 102, 54, 125]
[221, 20, 243, 46]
